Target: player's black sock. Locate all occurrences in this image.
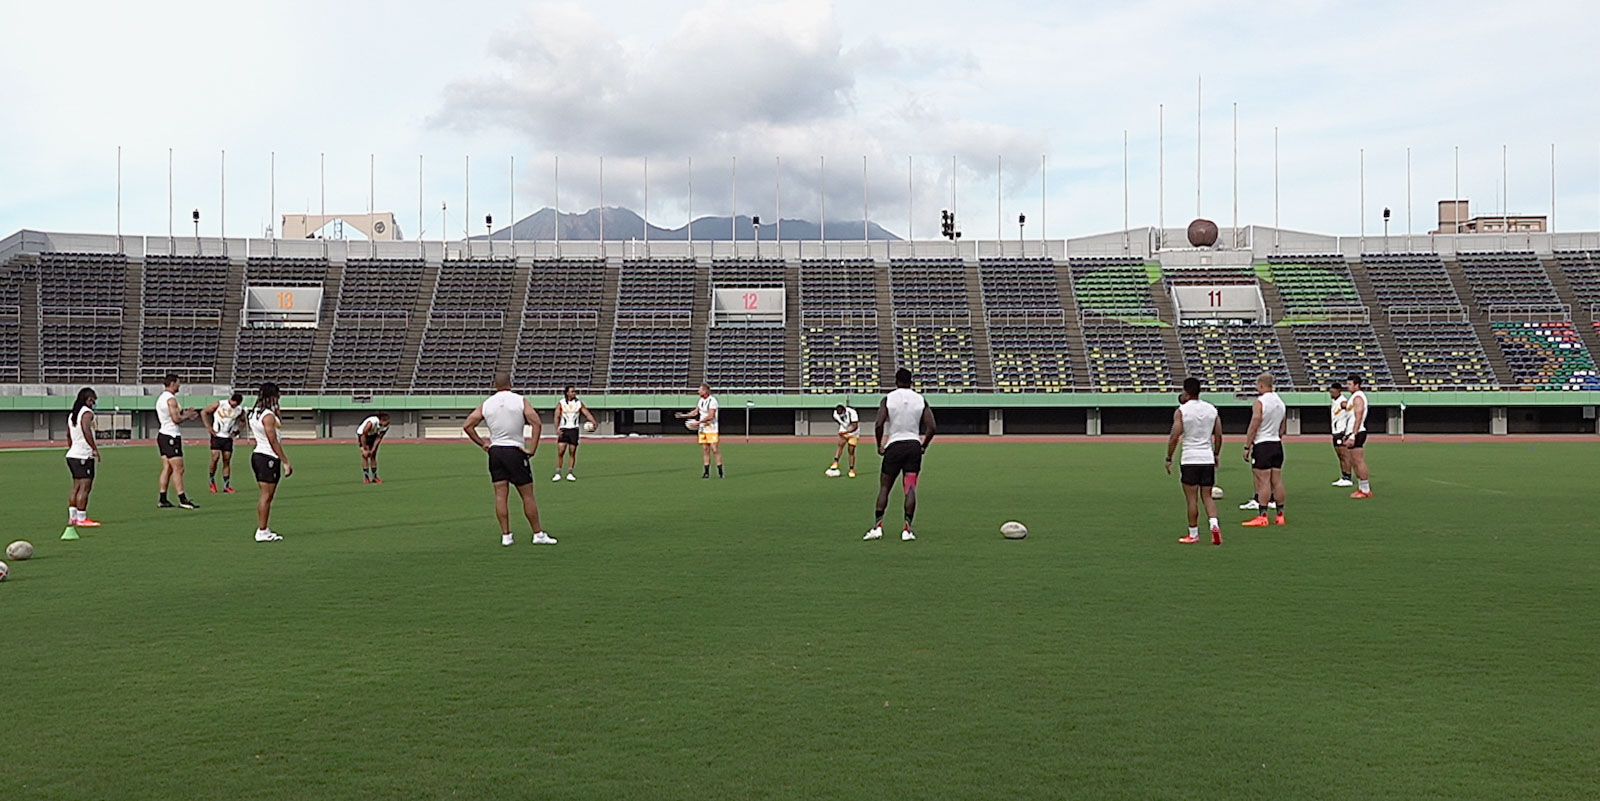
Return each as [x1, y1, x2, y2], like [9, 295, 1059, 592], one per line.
[874, 508, 885, 527]
[159, 491, 168, 503]
[222, 476, 230, 488]
[208, 470, 215, 480]
[363, 468, 371, 479]
[1276, 503, 1285, 517]
[178, 493, 190, 503]
[1342, 472, 1352, 481]
[717, 465, 723, 478]
[906, 512, 915, 526]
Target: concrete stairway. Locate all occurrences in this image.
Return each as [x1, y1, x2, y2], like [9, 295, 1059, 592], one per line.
[1344, 258, 1406, 386]
[1440, 258, 1514, 388]
[1052, 262, 1090, 389]
[1542, 256, 1600, 360]
[962, 261, 995, 388]
[873, 259, 895, 390]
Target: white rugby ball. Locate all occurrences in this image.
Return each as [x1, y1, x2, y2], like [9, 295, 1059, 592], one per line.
[1000, 521, 1029, 540]
[582, 421, 596, 433]
[684, 419, 700, 431]
[1211, 486, 1225, 500]
[6, 540, 34, 561]
[0, 560, 8, 581]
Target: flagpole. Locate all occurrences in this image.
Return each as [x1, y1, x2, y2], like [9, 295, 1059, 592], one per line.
[1196, 75, 1202, 219]
[1123, 130, 1130, 255]
[1549, 142, 1556, 231]
[1359, 148, 1365, 247]
[508, 155, 515, 259]
[219, 149, 226, 251]
[819, 156, 826, 248]
[775, 155, 782, 245]
[598, 156, 605, 248]
[1158, 103, 1165, 250]
[270, 150, 277, 256]
[369, 153, 376, 257]
[1273, 127, 1280, 250]
[997, 154, 1003, 244]
[907, 155, 913, 252]
[1406, 146, 1413, 239]
[1454, 145, 1461, 233]
[688, 156, 694, 251]
[464, 155, 471, 244]
[115, 146, 122, 252]
[732, 155, 738, 250]
[418, 155, 425, 259]
[1040, 154, 1046, 250]
[168, 147, 174, 254]
[1231, 102, 1238, 248]
[863, 154, 869, 246]
[554, 155, 561, 256]
[643, 156, 650, 256]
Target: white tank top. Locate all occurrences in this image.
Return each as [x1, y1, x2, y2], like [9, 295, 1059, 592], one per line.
[834, 406, 858, 433]
[1330, 396, 1352, 434]
[250, 408, 280, 457]
[482, 391, 528, 447]
[1350, 390, 1369, 432]
[66, 406, 94, 460]
[558, 399, 583, 429]
[212, 402, 242, 438]
[1179, 399, 1219, 465]
[696, 396, 719, 434]
[884, 388, 925, 445]
[156, 390, 182, 437]
[1255, 392, 1286, 444]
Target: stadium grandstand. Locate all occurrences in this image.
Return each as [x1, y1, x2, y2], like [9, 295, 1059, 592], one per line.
[4, 223, 1600, 439]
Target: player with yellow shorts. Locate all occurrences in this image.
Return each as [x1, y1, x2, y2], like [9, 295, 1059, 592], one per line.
[826, 403, 859, 477]
[676, 383, 723, 478]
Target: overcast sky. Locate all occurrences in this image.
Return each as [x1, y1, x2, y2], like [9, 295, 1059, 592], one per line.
[3, 0, 1599, 241]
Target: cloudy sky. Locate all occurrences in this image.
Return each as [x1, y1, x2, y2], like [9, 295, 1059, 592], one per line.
[3, 0, 1599, 241]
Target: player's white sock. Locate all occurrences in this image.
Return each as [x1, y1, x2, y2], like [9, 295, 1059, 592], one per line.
[1188, 526, 1199, 537]
[1267, 503, 1277, 512]
[68, 506, 80, 523]
[1208, 517, 1219, 530]
[1359, 479, 1371, 492]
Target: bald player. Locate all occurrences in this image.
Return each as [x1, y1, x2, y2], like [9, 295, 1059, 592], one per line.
[463, 372, 554, 547]
[1242, 372, 1288, 527]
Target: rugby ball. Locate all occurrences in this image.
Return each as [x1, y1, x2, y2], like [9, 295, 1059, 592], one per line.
[1000, 521, 1029, 540]
[0, 560, 8, 581]
[6, 540, 34, 561]
[583, 421, 596, 433]
[1211, 487, 1225, 500]
[824, 467, 841, 477]
[684, 419, 700, 431]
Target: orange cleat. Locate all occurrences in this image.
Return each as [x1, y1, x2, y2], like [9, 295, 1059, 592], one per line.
[1350, 490, 1372, 499]
[1178, 534, 1200, 544]
[223, 486, 237, 494]
[1275, 514, 1286, 525]
[1241, 515, 1269, 527]
[372, 478, 384, 484]
[1211, 527, 1223, 546]
[78, 518, 103, 527]
[209, 482, 218, 493]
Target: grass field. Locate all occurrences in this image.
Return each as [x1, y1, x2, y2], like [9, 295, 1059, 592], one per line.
[3, 438, 1597, 800]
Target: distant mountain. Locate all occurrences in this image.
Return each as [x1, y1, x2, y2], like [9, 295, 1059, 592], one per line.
[484, 207, 900, 241]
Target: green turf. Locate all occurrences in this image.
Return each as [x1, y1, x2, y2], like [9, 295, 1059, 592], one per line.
[3, 440, 1597, 800]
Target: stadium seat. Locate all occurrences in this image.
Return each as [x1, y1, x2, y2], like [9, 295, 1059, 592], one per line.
[1289, 323, 1397, 390]
[1491, 320, 1600, 390]
[1389, 321, 1498, 390]
[1068, 258, 1158, 318]
[1456, 252, 1562, 310]
[1178, 324, 1292, 392]
[1263, 255, 1363, 314]
[1081, 323, 1170, 392]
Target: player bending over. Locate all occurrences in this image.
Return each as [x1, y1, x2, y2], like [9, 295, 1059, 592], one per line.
[202, 392, 244, 493]
[1328, 380, 1355, 487]
[464, 372, 555, 546]
[1166, 377, 1223, 546]
[155, 372, 201, 509]
[675, 383, 723, 479]
[1342, 374, 1373, 498]
[1242, 372, 1288, 527]
[357, 412, 391, 484]
[553, 386, 598, 482]
[65, 386, 103, 529]
[866, 368, 935, 542]
[826, 403, 859, 478]
[248, 382, 292, 542]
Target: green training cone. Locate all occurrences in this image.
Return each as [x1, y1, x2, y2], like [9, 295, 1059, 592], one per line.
[61, 526, 80, 541]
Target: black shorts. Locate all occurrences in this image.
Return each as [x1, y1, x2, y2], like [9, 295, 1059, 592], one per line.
[558, 427, 580, 446]
[1332, 433, 1346, 447]
[361, 433, 382, 450]
[488, 445, 533, 486]
[251, 452, 282, 484]
[210, 435, 234, 453]
[157, 433, 184, 459]
[1348, 431, 1368, 449]
[1251, 440, 1285, 470]
[1180, 464, 1217, 487]
[880, 440, 923, 478]
[66, 456, 95, 480]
